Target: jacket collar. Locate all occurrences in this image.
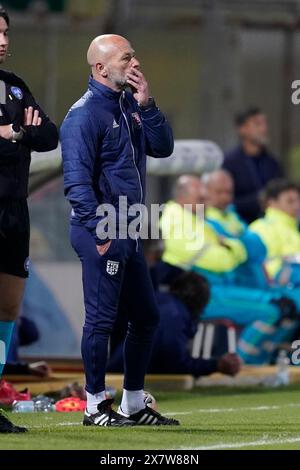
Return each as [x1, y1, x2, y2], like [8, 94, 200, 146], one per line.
[237, 144, 267, 159]
[206, 204, 236, 219]
[88, 75, 122, 100]
[266, 207, 298, 229]
[206, 206, 224, 220]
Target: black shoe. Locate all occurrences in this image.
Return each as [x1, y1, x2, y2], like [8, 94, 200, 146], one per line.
[119, 405, 180, 426]
[83, 398, 135, 427]
[0, 410, 27, 433]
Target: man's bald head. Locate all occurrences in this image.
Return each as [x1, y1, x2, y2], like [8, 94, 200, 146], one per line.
[203, 170, 234, 211]
[87, 34, 131, 67]
[204, 169, 233, 189]
[174, 175, 206, 212]
[87, 34, 139, 92]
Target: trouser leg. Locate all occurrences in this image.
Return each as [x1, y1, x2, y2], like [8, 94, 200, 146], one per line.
[71, 225, 128, 394]
[120, 246, 160, 391]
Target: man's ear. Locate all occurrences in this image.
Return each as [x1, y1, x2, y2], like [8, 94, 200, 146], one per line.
[95, 62, 107, 78]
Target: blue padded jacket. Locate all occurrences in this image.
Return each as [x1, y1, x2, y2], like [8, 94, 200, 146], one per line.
[60, 77, 174, 243]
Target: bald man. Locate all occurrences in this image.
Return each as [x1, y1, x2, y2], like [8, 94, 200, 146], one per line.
[205, 170, 234, 211]
[204, 170, 246, 237]
[160, 175, 247, 276]
[204, 170, 267, 267]
[60, 35, 177, 427]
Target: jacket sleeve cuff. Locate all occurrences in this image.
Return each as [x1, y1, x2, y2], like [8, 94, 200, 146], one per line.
[139, 100, 160, 120]
[21, 122, 59, 151]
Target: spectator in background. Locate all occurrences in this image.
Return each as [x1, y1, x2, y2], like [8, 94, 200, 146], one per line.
[204, 169, 246, 236]
[205, 174, 300, 353]
[203, 169, 267, 285]
[250, 179, 300, 285]
[160, 175, 247, 278]
[223, 107, 283, 223]
[159, 176, 297, 364]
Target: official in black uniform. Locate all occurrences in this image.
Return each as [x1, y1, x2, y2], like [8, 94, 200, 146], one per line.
[0, 6, 58, 433]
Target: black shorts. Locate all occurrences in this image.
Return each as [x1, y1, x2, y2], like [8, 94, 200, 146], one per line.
[0, 199, 30, 278]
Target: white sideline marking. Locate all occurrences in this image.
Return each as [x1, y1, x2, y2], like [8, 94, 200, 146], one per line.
[165, 402, 300, 416]
[31, 422, 81, 428]
[181, 436, 300, 450]
[27, 403, 300, 429]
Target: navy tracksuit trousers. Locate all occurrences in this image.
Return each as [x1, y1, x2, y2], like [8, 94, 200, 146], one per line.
[71, 224, 160, 394]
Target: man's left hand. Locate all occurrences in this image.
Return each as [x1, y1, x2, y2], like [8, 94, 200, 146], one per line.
[24, 106, 42, 126]
[126, 68, 150, 106]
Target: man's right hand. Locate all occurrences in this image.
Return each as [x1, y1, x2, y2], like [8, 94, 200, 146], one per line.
[96, 240, 112, 256]
[217, 353, 242, 376]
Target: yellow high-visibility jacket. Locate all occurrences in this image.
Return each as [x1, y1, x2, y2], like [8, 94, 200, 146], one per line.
[206, 206, 245, 236]
[250, 207, 300, 278]
[160, 201, 247, 274]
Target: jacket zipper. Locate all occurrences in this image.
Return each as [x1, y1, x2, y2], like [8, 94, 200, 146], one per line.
[119, 91, 143, 249]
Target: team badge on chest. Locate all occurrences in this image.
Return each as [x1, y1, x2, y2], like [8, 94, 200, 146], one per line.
[106, 260, 119, 275]
[11, 86, 23, 100]
[131, 112, 142, 129]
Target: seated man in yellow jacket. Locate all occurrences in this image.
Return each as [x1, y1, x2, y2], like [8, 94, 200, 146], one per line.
[161, 175, 247, 278]
[202, 170, 266, 280]
[250, 179, 300, 285]
[203, 169, 269, 289]
[159, 175, 297, 364]
[204, 170, 246, 237]
[204, 172, 300, 352]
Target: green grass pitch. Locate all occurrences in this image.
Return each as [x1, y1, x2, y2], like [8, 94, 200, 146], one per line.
[2, 385, 300, 450]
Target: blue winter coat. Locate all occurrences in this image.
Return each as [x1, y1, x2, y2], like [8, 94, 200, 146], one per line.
[60, 77, 173, 243]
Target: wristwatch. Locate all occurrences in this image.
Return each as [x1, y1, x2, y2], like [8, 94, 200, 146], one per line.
[10, 124, 25, 143]
[138, 97, 155, 110]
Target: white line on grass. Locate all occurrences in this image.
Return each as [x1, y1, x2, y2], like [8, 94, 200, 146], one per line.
[181, 436, 300, 450]
[30, 422, 81, 428]
[166, 402, 300, 416]
[27, 403, 300, 429]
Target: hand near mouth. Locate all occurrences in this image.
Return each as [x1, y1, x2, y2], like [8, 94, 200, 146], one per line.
[126, 68, 150, 106]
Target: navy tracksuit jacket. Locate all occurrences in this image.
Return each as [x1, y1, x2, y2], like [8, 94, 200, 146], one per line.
[60, 77, 173, 394]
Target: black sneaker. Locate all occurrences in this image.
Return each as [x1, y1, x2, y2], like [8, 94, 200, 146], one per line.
[118, 405, 180, 426]
[83, 398, 135, 427]
[0, 410, 27, 433]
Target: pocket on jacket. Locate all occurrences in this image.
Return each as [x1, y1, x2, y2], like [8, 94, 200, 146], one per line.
[100, 171, 119, 204]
